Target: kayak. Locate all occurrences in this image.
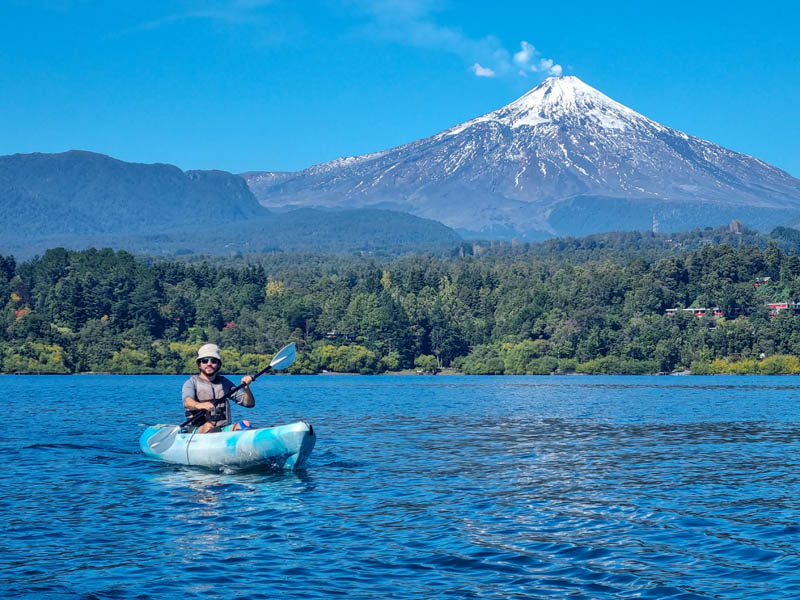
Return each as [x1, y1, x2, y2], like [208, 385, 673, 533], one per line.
[139, 421, 316, 470]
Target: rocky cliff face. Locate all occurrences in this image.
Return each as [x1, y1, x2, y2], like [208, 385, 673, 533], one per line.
[244, 76, 800, 238]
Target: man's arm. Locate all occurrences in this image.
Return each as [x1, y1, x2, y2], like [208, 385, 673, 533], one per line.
[182, 378, 215, 412]
[184, 396, 215, 412]
[233, 375, 255, 407]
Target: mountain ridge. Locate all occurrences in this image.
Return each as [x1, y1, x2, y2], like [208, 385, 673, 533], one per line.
[0, 150, 266, 238]
[0, 150, 461, 258]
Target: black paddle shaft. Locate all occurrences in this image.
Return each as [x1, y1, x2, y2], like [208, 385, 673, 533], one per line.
[226, 362, 274, 396]
[180, 410, 209, 429]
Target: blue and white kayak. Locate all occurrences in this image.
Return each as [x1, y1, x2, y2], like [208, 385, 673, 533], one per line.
[140, 421, 315, 470]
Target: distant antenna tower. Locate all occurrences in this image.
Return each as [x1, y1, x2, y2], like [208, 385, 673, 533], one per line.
[652, 214, 659, 234]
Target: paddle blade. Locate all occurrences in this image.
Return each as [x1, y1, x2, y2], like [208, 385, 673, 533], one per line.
[147, 426, 180, 453]
[270, 342, 297, 370]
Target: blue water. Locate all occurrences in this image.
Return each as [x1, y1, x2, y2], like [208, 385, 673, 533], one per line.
[2, 375, 800, 599]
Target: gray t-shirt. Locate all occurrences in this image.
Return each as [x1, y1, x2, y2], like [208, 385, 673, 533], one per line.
[182, 374, 248, 427]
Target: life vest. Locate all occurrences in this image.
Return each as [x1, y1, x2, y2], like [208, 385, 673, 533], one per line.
[184, 374, 232, 427]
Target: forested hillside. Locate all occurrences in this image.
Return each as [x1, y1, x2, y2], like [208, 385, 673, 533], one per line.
[3, 232, 800, 375]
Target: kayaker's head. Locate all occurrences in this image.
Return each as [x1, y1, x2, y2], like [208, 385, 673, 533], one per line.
[196, 343, 222, 379]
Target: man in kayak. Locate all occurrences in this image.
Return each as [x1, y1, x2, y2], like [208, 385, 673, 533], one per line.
[182, 343, 255, 434]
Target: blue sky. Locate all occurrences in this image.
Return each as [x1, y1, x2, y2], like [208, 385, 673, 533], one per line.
[1, 1, 798, 176]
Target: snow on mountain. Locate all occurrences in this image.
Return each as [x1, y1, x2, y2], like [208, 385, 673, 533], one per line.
[442, 76, 661, 134]
[244, 76, 800, 238]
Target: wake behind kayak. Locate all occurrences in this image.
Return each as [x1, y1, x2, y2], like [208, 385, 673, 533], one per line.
[140, 421, 315, 470]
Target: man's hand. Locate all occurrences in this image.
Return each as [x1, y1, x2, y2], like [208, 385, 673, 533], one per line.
[241, 375, 254, 387]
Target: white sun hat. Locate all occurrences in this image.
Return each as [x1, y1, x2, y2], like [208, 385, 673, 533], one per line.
[196, 343, 222, 363]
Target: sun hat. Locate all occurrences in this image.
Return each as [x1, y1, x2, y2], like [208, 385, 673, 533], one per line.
[196, 343, 222, 363]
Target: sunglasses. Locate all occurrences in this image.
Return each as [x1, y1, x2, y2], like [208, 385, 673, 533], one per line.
[199, 358, 220, 365]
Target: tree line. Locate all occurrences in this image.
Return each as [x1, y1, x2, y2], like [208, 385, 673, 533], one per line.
[3, 235, 800, 375]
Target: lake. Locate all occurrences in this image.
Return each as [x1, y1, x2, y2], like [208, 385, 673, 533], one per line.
[2, 374, 800, 599]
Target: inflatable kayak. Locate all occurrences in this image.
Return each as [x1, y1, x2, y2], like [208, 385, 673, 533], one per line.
[140, 421, 315, 470]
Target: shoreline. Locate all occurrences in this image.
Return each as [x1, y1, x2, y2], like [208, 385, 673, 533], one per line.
[2, 369, 798, 376]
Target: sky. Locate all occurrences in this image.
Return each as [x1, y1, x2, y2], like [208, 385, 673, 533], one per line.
[1, 1, 798, 176]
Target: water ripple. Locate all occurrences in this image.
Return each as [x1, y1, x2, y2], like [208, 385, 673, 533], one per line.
[3, 375, 800, 599]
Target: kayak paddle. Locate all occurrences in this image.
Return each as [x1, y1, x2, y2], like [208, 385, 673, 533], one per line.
[145, 342, 298, 453]
[216, 341, 297, 404]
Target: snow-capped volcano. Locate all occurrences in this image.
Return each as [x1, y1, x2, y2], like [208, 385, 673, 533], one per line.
[443, 75, 656, 133]
[245, 76, 800, 238]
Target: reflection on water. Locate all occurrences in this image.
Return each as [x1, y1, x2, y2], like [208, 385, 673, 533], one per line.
[148, 467, 317, 557]
[3, 374, 800, 599]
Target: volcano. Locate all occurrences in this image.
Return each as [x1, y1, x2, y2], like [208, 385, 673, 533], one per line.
[244, 76, 800, 239]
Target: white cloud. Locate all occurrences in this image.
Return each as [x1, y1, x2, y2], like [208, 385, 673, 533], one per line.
[140, 2, 566, 81]
[350, 1, 541, 80]
[511, 40, 563, 77]
[513, 41, 536, 67]
[471, 63, 495, 78]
